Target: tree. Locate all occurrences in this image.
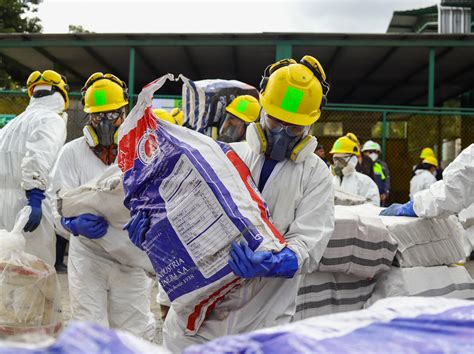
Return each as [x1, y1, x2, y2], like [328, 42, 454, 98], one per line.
[0, 0, 42, 34]
[68, 24, 93, 34]
[0, 0, 43, 88]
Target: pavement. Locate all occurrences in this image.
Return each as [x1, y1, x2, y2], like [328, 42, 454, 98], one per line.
[57, 261, 474, 344]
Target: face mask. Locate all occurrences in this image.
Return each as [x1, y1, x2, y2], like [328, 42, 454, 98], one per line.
[368, 152, 379, 162]
[333, 155, 357, 177]
[218, 114, 246, 143]
[83, 117, 121, 165]
[265, 129, 300, 161]
[246, 123, 317, 163]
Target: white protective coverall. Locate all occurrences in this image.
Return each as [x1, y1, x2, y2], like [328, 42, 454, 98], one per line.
[163, 141, 335, 352]
[413, 144, 474, 254]
[51, 137, 156, 340]
[410, 169, 436, 201]
[0, 93, 67, 266]
[333, 171, 380, 206]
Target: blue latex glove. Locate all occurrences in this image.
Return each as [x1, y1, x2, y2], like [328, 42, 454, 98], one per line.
[123, 210, 150, 250]
[228, 240, 298, 279]
[380, 201, 417, 217]
[61, 214, 108, 239]
[24, 188, 45, 232]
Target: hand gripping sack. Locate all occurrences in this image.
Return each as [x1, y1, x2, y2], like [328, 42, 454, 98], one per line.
[118, 75, 285, 335]
[0, 207, 62, 337]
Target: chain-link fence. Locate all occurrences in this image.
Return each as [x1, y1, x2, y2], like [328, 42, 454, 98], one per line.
[314, 108, 474, 203]
[2, 90, 474, 203]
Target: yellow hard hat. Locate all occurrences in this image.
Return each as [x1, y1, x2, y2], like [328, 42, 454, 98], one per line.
[423, 156, 439, 168]
[82, 73, 128, 113]
[170, 107, 184, 126]
[153, 109, 178, 124]
[346, 132, 359, 144]
[226, 95, 261, 123]
[260, 55, 328, 126]
[330, 136, 360, 156]
[27, 70, 70, 110]
[420, 147, 435, 159]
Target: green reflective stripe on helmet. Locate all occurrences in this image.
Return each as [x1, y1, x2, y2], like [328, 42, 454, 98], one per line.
[373, 162, 386, 180]
[93, 89, 107, 106]
[236, 99, 249, 113]
[334, 139, 342, 150]
[280, 86, 304, 113]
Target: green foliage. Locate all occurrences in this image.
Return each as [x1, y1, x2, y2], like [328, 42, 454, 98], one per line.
[68, 24, 93, 34]
[0, 0, 43, 33]
[0, 0, 43, 88]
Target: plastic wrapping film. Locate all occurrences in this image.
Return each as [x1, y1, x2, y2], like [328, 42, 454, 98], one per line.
[0, 207, 62, 337]
[345, 204, 466, 267]
[184, 297, 474, 354]
[57, 165, 154, 274]
[0, 321, 170, 354]
[295, 272, 376, 321]
[117, 75, 285, 335]
[334, 188, 367, 206]
[365, 265, 474, 307]
[317, 205, 397, 279]
[180, 75, 259, 135]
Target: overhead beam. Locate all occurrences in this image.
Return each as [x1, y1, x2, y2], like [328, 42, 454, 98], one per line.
[2, 38, 474, 48]
[374, 47, 452, 104]
[326, 35, 348, 73]
[231, 35, 240, 80]
[180, 35, 201, 79]
[275, 40, 292, 60]
[340, 46, 400, 102]
[134, 47, 161, 78]
[73, 34, 123, 77]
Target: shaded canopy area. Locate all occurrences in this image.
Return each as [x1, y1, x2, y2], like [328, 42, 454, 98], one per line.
[2, 32, 474, 106]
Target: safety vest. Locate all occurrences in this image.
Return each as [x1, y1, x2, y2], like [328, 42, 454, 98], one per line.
[373, 162, 386, 180]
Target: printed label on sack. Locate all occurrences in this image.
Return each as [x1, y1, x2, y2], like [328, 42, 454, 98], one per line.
[137, 129, 160, 165]
[160, 154, 240, 278]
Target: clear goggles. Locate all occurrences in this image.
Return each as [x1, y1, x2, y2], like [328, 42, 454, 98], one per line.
[90, 109, 124, 125]
[262, 112, 310, 137]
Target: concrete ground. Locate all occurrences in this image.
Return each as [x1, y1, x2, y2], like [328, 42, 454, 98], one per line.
[57, 261, 474, 344]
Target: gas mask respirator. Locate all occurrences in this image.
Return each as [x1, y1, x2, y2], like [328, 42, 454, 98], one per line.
[83, 110, 123, 165]
[246, 113, 317, 163]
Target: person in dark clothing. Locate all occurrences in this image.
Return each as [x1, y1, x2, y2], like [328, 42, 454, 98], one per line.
[55, 235, 68, 273]
[314, 143, 329, 167]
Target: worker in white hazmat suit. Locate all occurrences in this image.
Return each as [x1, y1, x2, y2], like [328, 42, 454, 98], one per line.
[0, 70, 69, 266]
[409, 156, 438, 201]
[330, 136, 380, 206]
[127, 56, 335, 352]
[51, 73, 155, 340]
[381, 144, 474, 255]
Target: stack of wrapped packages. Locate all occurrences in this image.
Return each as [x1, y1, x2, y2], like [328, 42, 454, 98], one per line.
[0, 208, 62, 337]
[295, 190, 474, 321]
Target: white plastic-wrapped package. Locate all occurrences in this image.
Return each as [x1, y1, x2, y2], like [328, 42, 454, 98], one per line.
[180, 75, 259, 136]
[0, 208, 62, 337]
[118, 75, 285, 335]
[334, 188, 367, 206]
[366, 265, 474, 307]
[57, 165, 153, 274]
[184, 297, 474, 354]
[294, 272, 375, 321]
[317, 205, 397, 278]
[348, 204, 465, 267]
[0, 321, 170, 354]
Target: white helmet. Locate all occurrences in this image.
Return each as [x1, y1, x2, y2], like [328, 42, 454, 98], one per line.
[362, 140, 381, 152]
